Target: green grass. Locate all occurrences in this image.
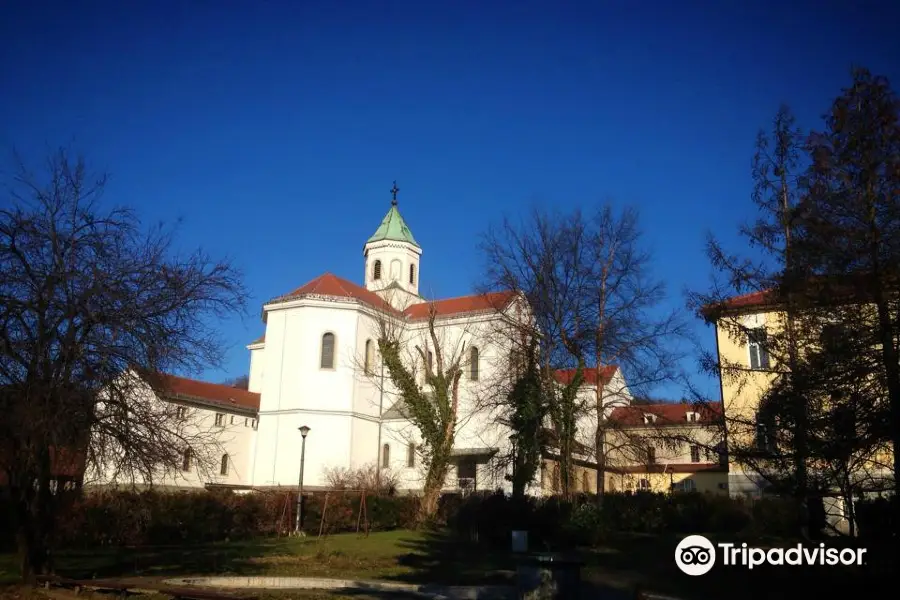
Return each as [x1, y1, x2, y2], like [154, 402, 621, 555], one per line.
[1, 530, 893, 600]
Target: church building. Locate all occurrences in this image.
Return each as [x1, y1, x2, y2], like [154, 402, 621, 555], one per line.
[89, 186, 631, 495]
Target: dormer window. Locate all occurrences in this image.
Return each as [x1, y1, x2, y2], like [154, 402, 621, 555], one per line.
[643, 414, 657, 425]
[373, 260, 382, 281]
[686, 411, 699, 423]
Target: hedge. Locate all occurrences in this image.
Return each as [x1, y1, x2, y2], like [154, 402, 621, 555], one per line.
[2, 488, 892, 552]
[52, 489, 420, 547]
[443, 491, 808, 549]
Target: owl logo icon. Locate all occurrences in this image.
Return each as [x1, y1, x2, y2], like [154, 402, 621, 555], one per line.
[675, 535, 716, 575]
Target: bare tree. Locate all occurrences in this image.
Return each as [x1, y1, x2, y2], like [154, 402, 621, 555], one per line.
[222, 374, 250, 390]
[0, 149, 247, 580]
[480, 205, 687, 498]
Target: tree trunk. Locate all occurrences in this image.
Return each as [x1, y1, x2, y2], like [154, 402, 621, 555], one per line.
[419, 460, 449, 522]
[594, 426, 606, 499]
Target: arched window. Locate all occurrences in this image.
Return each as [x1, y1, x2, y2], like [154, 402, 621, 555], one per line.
[373, 260, 382, 281]
[407, 442, 416, 468]
[469, 346, 479, 380]
[409, 263, 416, 285]
[364, 339, 374, 375]
[382, 443, 390, 468]
[321, 333, 335, 369]
[220, 454, 229, 476]
[182, 448, 192, 472]
[390, 259, 401, 280]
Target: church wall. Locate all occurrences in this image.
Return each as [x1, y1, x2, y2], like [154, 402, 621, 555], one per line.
[259, 302, 359, 414]
[252, 410, 352, 487]
[381, 419, 427, 490]
[349, 416, 380, 470]
[252, 300, 364, 487]
[352, 312, 387, 418]
[248, 346, 264, 394]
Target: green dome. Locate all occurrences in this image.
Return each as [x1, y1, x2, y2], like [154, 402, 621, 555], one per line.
[366, 204, 419, 248]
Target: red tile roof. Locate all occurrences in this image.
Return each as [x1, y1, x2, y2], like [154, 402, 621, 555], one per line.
[554, 366, 618, 387]
[403, 290, 517, 321]
[252, 273, 517, 343]
[720, 290, 775, 310]
[608, 402, 722, 427]
[271, 273, 400, 315]
[161, 374, 260, 411]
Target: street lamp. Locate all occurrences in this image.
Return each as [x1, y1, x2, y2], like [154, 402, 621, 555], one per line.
[295, 425, 311, 535]
[509, 433, 517, 486]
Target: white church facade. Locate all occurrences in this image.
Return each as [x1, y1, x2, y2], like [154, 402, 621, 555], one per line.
[88, 192, 632, 495]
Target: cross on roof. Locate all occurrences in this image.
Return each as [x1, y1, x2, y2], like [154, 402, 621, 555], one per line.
[390, 181, 399, 205]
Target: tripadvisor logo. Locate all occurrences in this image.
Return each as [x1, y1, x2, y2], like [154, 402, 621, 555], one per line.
[675, 535, 867, 576]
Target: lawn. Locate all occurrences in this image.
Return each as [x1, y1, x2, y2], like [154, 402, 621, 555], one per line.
[0, 530, 891, 600]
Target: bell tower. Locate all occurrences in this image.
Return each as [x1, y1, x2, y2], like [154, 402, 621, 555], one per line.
[363, 182, 422, 309]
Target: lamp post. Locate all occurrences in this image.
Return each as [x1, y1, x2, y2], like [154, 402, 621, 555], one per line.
[295, 425, 311, 535]
[509, 433, 517, 491]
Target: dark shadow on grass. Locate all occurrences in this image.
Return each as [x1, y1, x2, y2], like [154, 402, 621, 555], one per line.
[387, 529, 633, 599]
[52, 539, 290, 580]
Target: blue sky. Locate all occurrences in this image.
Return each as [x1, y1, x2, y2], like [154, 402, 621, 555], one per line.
[2, 1, 898, 398]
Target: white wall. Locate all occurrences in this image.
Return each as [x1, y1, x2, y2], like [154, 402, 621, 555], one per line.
[248, 345, 264, 394]
[86, 381, 256, 489]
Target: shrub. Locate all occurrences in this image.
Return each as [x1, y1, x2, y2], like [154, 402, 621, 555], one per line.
[52, 488, 418, 547]
[441, 491, 808, 550]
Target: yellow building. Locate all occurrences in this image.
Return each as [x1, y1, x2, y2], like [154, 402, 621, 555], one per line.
[709, 290, 893, 528]
[603, 402, 728, 494]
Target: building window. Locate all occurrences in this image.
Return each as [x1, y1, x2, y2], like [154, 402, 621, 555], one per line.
[638, 478, 650, 490]
[407, 443, 416, 468]
[581, 470, 589, 492]
[690, 445, 701, 463]
[321, 332, 335, 369]
[176, 406, 187, 420]
[409, 263, 416, 285]
[364, 339, 374, 375]
[756, 415, 775, 452]
[469, 346, 479, 380]
[748, 328, 770, 369]
[182, 448, 192, 472]
[251, 419, 257, 429]
[220, 454, 229, 476]
[643, 414, 657, 425]
[686, 412, 699, 422]
[646, 446, 656, 464]
[214, 413, 225, 427]
[677, 479, 696, 492]
[382, 443, 390, 468]
[230, 415, 235, 425]
[373, 260, 382, 281]
[426, 350, 433, 373]
[244, 417, 248, 427]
